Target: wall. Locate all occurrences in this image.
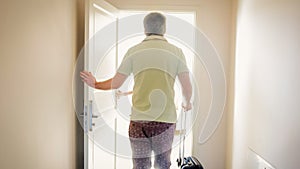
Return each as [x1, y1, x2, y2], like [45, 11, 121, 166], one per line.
[0, 0, 84, 168]
[233, 0, 300, 168]
[107, 0, 234, 168]
[226, 0, 238, 168]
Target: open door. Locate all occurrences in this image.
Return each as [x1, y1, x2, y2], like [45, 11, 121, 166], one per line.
[83, 0, 123, 169]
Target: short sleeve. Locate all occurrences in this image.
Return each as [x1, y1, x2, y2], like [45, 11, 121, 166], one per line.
[117, 51, 132, 76]
[177, 49, 189, 74]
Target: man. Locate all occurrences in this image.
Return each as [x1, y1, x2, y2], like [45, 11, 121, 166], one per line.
[80, 12, 192, 169]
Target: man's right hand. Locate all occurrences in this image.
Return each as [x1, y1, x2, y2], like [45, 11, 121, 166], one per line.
[182, 102, 192, 112]
[116, 90, 133, 99]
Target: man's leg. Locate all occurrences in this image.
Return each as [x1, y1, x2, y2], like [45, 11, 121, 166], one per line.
[151, 123, 175, 169]
[129, 121, 152, 169]
[153, 149, 172, 169]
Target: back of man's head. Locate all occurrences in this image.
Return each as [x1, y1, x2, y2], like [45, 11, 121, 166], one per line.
[144, 12, 166, 36]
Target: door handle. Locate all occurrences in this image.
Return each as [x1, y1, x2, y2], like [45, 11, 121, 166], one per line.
[92, 114, 99, 118]
[88, 100, 100, 131]
[89, 100, 93, 131]
[80, 108, 98, 118]
[83, 105, 88, 133]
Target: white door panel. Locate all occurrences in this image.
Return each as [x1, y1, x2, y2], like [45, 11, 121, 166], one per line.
[94, 91, 115, 114]
[84, 0, 120, 169]
[95, 49, 116, 80]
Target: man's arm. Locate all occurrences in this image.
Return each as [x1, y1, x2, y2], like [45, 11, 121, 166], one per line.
[80, 71, 127, 90]
[178, 72, 192, 111]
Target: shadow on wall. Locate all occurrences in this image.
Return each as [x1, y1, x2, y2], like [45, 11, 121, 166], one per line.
[75, 0, 85, 168]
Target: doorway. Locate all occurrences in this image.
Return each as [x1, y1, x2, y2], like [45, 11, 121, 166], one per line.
[83, 1, 196, 168]
[116, 11, 196, 169]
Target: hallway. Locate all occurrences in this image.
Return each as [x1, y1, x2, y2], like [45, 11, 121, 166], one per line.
[0, 0, 299, 169]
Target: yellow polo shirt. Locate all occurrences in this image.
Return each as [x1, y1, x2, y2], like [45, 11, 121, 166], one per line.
[117, 35, 189, 123]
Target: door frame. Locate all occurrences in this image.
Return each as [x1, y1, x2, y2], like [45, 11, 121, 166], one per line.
[83, 2, 200, 168]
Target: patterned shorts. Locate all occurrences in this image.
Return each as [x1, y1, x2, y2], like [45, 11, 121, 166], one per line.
[129, 121, 176, 169]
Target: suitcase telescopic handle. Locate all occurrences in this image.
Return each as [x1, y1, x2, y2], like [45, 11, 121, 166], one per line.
[177, 108, 189, 167]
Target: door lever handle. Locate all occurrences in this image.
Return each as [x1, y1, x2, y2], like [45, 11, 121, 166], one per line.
[79, 109, 98, 118]
[92, 114, 99, 118]
[80, 113, 98, 118]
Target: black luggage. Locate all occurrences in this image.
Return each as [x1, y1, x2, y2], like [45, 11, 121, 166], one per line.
[176, 109, 204, 169]
[180, 156, 203, 169]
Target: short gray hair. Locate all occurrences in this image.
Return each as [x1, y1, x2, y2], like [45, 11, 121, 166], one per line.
[143, 12, 166, 35]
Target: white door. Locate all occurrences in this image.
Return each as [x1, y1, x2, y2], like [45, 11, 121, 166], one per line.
[83, 0, 129, 169]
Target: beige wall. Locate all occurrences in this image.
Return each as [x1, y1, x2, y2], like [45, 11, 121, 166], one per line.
[226, 0, 238, 168]
[0, 0, 84, 169]
[232, 0, 300, 168]
[107, 0, 234, 168]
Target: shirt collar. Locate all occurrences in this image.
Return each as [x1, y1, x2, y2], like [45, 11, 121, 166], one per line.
[143, 35, 167, 42]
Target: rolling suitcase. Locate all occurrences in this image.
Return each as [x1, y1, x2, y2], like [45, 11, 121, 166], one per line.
[176, 109, 204, 169]
[180, 156, 204, 169]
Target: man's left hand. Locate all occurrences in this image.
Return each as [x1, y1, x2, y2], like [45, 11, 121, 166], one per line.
[80, 71, 96, 88]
